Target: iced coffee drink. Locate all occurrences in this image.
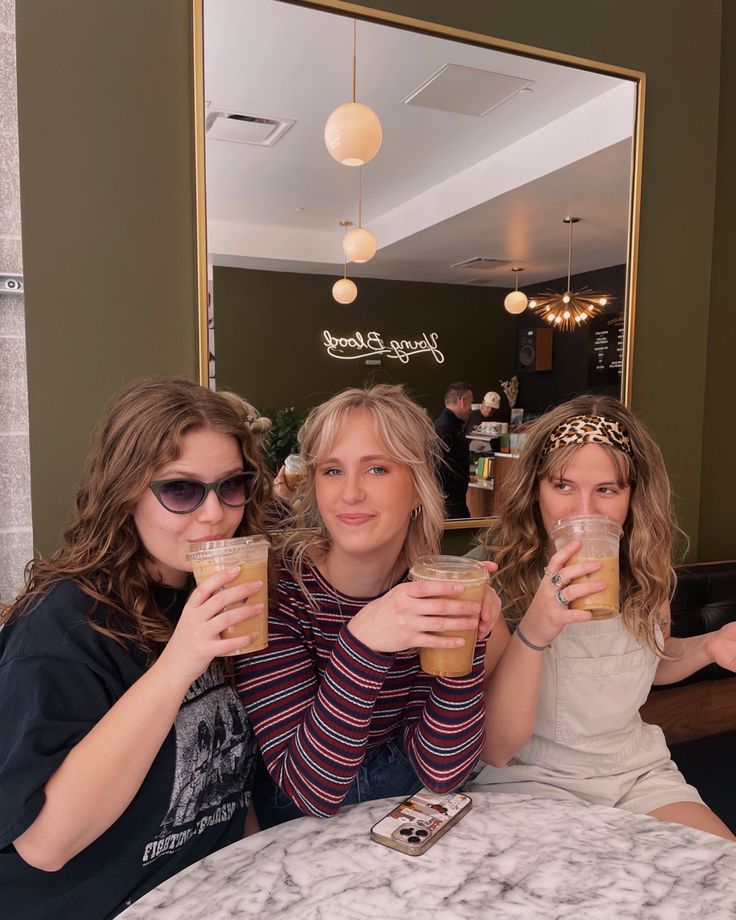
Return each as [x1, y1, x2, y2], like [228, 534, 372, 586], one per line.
[187, 536, 269, 654]
[550, 515, 623, 619]
[283, 454, 307, 491]
[409, 555, 488, 677]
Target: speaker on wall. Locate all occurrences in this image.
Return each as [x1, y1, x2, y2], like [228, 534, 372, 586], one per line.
[518, 327, 553, 372]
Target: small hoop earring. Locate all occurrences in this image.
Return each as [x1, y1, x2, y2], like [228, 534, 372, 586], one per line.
[410, 506, 422, 521]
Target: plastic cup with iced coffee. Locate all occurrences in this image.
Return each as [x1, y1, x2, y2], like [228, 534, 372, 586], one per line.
[186, 535, 269, 655]
[409, 555, 489, 677]
[549, 514, 623, 619]
[283, 454, 307, 491]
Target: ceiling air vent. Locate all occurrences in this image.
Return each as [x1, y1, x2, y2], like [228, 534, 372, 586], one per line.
[452, 257, 509, 271]
[205, 109, 295, 147]
[403, 64, 533, 117]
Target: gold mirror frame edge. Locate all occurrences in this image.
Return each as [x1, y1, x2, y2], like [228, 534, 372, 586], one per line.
[190, 0, 646, 530]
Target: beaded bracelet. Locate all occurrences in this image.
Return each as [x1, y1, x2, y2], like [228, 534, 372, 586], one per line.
[515, 624, 548, 653]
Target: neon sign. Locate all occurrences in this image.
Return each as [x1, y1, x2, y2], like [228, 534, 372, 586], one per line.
[322, 330, 444, 364]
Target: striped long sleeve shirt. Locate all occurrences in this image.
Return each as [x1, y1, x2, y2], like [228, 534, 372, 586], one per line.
[235, 562, 486, 818]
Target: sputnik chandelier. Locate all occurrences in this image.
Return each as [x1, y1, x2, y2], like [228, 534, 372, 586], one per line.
[531, 217, 613, 332]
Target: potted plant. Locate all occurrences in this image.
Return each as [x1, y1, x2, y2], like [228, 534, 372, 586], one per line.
[259, 406, 303, 472]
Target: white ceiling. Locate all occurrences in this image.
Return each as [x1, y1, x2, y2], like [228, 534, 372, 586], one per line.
[203, 0, 637, 288]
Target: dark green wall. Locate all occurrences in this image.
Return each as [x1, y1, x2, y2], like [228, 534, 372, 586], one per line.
[700, 3, 736, 560]
[16, 0, 734, 560]
[16, 0, 200, 553]
[214, 267, 516, 415]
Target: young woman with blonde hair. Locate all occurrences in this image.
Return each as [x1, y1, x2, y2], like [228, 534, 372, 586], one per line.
[236, 384, 500, 827]
[0, 377, 272, 917]
[467, 394, 736, 840]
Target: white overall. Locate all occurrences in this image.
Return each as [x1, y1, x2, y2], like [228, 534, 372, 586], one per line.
[469, 615, 703, 813]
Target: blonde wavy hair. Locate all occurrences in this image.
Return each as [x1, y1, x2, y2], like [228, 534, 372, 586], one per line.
[477, 395, 682, 654]
[1, 377, 272, 660]
[277, 384, 445, 591]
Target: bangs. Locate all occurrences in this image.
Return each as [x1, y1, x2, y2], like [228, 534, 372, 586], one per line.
[539, 442, 634, 488]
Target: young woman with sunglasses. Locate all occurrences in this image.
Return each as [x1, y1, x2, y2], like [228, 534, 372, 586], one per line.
[0, 377, 271, 919]
[235, 385, 501, 828]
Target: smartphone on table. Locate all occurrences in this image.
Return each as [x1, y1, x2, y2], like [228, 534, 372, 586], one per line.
[370, 789, 472, 856]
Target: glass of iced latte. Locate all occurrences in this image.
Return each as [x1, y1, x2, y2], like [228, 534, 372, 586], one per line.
[187, 535, 269, 654]
[409, 555, 488, 677]
[550, 514, 623, 619]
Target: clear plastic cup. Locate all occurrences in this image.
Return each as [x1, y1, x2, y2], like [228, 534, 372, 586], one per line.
[283, 454, 307, 491]
[549, 514, 623, 619]
[409, 555, 488, 677]
[186, 535, 269, 654]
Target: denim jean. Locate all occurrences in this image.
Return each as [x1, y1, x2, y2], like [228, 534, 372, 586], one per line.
[252, 736, 422, 829]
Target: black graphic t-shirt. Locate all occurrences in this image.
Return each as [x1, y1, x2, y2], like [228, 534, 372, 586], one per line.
[0, 580, 257, 920]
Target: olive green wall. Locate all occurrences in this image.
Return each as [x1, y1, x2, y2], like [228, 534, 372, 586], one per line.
[214, 267, 517, 415]
[16, 0, 734, 559]
[16, 0, 200, 552]
[699, 3, 736, 561]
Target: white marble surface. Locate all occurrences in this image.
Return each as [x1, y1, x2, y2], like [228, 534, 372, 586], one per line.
[120, 793, 736, 919]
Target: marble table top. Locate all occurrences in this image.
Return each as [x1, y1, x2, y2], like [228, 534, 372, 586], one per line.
[120, 792, 736, 920]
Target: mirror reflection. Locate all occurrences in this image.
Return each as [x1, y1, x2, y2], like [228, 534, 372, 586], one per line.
[201, 0, 640, 522]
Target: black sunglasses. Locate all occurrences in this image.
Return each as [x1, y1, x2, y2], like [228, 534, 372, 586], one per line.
[149, 471, 256, 514]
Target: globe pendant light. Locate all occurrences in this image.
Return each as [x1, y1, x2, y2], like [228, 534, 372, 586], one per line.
[342, 167, 377, 263]
[531, 217, 614, 331]
[332, 277, 358, 304]
[324, 21, 382, 167]
[504, 267, 528, 314]
[333, 221, 358, 304]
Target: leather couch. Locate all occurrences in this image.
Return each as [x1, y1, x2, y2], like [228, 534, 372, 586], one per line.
[639, 560, 736, 831]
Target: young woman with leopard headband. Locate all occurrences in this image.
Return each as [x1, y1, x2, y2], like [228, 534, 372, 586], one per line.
[466, 394, 736, 840]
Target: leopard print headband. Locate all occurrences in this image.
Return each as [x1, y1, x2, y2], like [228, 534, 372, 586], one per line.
[541, 414, 633, 457]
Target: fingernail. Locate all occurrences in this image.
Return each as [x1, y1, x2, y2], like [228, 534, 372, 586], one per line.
[226, 566, 241, 575]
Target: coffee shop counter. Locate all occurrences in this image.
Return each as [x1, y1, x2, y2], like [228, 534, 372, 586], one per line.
[118, 792, 736, 919]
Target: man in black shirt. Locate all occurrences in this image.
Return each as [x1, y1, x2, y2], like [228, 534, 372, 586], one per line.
[433, 381, 473, 518]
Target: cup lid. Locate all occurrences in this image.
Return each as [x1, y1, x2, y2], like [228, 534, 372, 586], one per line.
[186, 534, 269, 561]
[409, 554, 488, 582]
[549, 514, 623, 541]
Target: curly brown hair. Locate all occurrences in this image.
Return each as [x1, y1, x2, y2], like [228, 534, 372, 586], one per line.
[1, 377, 272, 660]
[477, 394, 683, 654]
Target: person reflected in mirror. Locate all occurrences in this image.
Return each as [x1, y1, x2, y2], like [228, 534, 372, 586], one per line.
[467, 390, 503, 457]
[467, 395, 736, 841]
[235, 384, 502, 828]
[433, 381, 473, 519]
[0, 378, 273, 917]
[466, 390, 501, 434]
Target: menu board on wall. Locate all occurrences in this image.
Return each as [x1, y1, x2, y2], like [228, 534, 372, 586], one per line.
[587, 313, 624, 386]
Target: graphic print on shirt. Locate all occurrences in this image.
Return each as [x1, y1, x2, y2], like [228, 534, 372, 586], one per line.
[141, 661, 255, 865]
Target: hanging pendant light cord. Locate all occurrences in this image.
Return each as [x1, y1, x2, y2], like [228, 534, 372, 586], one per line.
[358, 167, 363, 228]
[352, 20, 357, 103]
[566, 219, 573, 291]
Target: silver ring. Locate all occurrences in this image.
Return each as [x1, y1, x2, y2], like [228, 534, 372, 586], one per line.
[551, 572, 564, 589]
[543, 567, 553, 577]
[555, 590, 569, 607]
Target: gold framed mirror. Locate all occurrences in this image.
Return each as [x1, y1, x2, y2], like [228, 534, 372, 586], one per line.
[192, 0, 645, 529]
